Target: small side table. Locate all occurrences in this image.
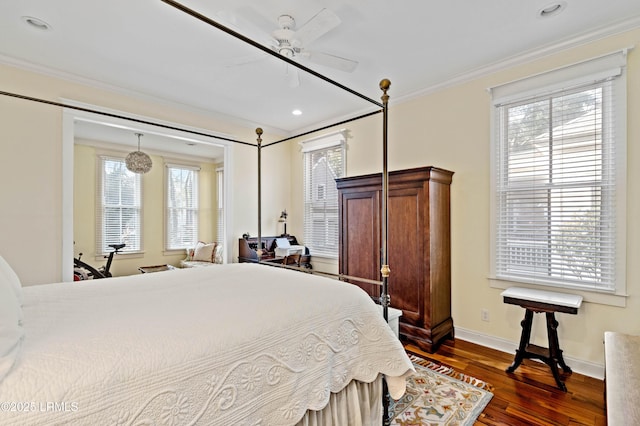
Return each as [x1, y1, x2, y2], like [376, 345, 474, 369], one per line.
[501, 287, 583, 391]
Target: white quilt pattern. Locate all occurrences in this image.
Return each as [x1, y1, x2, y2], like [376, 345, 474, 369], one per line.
[0, 264, 412, 425]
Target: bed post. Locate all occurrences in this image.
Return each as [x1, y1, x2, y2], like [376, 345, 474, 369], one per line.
[379, 81, 391, 318]
[380, 79, 391, 426]
[256, 128, 263, 259]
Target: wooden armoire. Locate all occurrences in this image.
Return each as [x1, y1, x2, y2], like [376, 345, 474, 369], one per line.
[336, 166, 454, 353]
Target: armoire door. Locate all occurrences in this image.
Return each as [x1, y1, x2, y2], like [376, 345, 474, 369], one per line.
[388, 186, 424, 327]
[339, 189, 380, 298]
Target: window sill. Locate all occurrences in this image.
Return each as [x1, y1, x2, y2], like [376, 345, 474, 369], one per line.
[309, 255, 338, 261]
[488, 277, 628, 308]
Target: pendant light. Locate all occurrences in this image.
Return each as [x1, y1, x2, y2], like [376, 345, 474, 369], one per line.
[125, 133, 152, 174]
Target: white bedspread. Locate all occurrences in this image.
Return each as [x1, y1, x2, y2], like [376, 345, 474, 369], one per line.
[0, 263, 412, 425]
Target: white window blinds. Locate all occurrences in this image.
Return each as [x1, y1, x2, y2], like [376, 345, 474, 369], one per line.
[165, 163, 199, 251]
[301, 131, 346, 258]
[97, 156, 142, 254]
[491, 51, 627, 292]
[216, 168, 224, 246]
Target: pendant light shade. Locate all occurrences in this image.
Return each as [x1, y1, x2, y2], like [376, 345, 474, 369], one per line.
[125, 133, 152, 174]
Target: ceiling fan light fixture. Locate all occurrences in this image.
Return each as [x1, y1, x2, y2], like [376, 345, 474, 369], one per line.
[278, 46, 295, 58]
[538, 2, 566, 18]
[125, 133, 152, 174]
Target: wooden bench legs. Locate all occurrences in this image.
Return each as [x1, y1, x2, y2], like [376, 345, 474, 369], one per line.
[506, 308, 572, 392]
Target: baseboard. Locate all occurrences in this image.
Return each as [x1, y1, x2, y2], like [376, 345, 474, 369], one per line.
[454, 326, 605, 380]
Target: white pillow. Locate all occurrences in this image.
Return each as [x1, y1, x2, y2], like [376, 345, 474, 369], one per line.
[0, 267, 24, 382]
[275, 238, 290, 248]
[214, 244, 224, 264]
[0, 254, 22, 305]
[193, 242, 216, 262]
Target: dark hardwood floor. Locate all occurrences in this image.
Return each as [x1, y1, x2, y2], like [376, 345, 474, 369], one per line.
[404, 339, 606, 426]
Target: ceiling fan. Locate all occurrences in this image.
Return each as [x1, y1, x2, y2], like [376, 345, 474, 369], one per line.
[223, 8, 358, 87]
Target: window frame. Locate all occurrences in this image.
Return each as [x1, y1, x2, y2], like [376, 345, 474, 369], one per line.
[300, 130, 347, 259]
[164, 162, 200, 252]
[96, 154, 143, 256]
[489, 50, 628, 305]
[216, 166, 225, 248]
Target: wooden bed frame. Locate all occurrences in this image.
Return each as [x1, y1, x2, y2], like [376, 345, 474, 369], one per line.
[0, 1, 398, 423]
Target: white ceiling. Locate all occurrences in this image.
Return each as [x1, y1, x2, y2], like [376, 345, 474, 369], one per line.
[1, 0, 640, 156]
[74, 119, 227, 162]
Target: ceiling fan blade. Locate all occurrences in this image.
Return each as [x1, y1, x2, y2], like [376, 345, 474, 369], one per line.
[294, 9, 341, 46]
[214, 9, 278, 68]
[305, 51, 358, 73]
[221, 52, 268, 67]
[215, 10, 277, 47]
[285, 64, 300, 88]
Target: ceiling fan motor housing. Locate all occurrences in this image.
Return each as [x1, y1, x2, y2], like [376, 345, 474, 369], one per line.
[272, 17, 299, 57]
[277, 14, 295, 29]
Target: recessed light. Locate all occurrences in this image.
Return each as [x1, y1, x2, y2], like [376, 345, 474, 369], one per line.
[22, 16, 52, 31]
[538, 2, 566, 18]
[292, 109, 302, 116]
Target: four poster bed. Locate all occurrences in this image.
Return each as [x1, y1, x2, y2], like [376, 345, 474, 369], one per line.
[0, 1, 409, 425]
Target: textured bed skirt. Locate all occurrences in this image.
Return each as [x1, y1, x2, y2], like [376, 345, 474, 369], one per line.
[296, 375, 383, 426]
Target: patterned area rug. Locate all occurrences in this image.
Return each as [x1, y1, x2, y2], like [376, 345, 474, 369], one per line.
[388, 354, 493, 425]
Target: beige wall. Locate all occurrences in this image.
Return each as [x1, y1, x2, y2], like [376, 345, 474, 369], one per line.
[1, 27, 638, 372]
[287, 28, 640, 370]
[0, 95, 62, 284]
[228, 140, 292, 251]
[73, 142, 220, 276]
[0, 62, 290, 285]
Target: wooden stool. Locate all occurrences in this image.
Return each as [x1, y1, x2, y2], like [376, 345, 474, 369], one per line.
[502, 287, 583, 392]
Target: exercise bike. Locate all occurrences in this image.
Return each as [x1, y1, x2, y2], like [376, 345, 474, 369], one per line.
[74, 243, 126, 280]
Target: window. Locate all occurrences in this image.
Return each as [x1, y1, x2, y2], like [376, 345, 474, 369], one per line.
[165, 163, 199, 251]
[490, 50, 627, 294]
[97, 156, 142, 254]
[216, 167, 224, 246]
[301, 131, 346, 258]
